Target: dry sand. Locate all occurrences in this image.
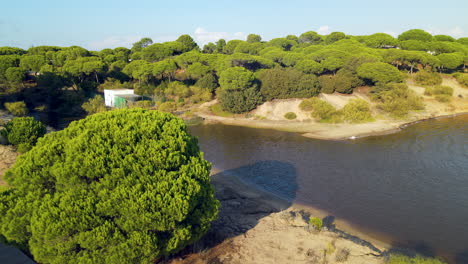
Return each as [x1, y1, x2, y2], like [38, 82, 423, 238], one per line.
[167, 170, 388, 264]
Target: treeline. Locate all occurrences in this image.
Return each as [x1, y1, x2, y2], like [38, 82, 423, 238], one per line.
[0, 29, 467, 118]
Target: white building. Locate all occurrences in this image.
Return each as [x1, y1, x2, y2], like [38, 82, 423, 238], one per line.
[104, 89, 142, 108]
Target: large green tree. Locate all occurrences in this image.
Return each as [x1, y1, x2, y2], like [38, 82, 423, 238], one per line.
[0, 109, 219, 264]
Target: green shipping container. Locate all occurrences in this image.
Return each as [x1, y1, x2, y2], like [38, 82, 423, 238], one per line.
[114, 96, 127, 108]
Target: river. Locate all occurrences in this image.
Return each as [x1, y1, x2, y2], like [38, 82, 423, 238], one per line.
[189, 115, 468, 263]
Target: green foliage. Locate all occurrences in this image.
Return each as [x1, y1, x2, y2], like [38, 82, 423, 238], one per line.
[318, 75, 336, 94]
[299, 98, 315, 111]
[0, 117, 46, 148]
[218, 86, 263, 114]
[434, 94, 452, 102]
[176, 34, 199, 52]
[158, 101, 177, 112]
[5, 67, 25, 83]
[219, 67, 255, 91]
[284, 112, 297, 120]
[398, 29, 433, 42]
[453, 73, 468, 87]
[433, 35, 455, 42]
[131, 37, 153, 52]
[294, 59, 324, 74]
[4, 101, 28, 116]
[371, 83, 424, 117]
[257, 68, 320, 100]
[363, 33, 398, 48]
[341, 99, 374, 123]
[308, 217, 323, 231]
[357, 62, 404, 84]
[424, 85, 453, 96]
[209, 103, 233, 117]
[0, 109, 219, 264]
[386, 254, 447, 264]
[247, 34, 262, 43]
[195, 74, 218, 92]
[130, 100, 153, 109]
[81, 95, 107, 114]
[413, 71, 442, 86]
[306, 98, 341, 122]
[437, 53, 464, 70]
[324, 32, 347, 44]
[298, 31, 323, 44]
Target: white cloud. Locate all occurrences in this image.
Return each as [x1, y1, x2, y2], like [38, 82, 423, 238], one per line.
[88, 35, 142, 51]
[193, 27, 246, 45]
[317, 25, 330, 35]
[425, 26, 465, 38]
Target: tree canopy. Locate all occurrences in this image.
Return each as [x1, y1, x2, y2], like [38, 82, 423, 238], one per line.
[0, 109, 219, 264]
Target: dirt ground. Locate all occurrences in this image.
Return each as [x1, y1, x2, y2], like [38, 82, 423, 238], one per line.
[0, 145, 18, 186]
[166, 171, 389, 264]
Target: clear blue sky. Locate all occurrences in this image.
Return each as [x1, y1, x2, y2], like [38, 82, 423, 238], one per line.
[1, 0, 467, 50]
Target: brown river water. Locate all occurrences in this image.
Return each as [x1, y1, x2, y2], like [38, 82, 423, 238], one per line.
[189, 115, 468, 263]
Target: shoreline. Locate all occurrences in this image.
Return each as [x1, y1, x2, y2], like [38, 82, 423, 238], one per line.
[198, 110, 468, 141]
[210, 167, 392, 253]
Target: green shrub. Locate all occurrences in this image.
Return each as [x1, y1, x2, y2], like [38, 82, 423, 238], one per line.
[0, 109, 219, 264]
[386, 254, 447, 264]
[284, 112, 297, 120]
[131, 100, 153, 109]
[195, 74, 218, 92]
[357, 62, 404, 84]
[413, 71, 442, 86]
[81, 95, 106, 114]
[158, 101, 177, 112]
[299, 98, 315, 111]
[372, 83, 425, 117]
[453, 73, 468, 88]
[1, 117, 46, 148]
[309, 217, 323, 231]
[434, 94, 452, 102]
[318, 75, 336, 94]
[341, 99, 374, 123]
[4, 101, 28, 116]
[218, 87, 263, 114]
[424, 85, 453, 96]
[307, 98, 342, 122]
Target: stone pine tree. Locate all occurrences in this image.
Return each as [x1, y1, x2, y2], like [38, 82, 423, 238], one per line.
[0, 109, 219, 264]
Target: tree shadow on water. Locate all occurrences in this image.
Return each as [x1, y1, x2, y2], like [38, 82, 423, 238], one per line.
[172, 160, 297, 262]
[455, 250, 468, 264]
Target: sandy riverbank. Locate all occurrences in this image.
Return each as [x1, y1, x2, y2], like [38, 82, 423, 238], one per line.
[195, 79, 468, 141]
[167, 168, 396, 264]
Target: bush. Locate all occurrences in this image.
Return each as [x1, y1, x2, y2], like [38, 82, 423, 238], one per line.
[309, 217, 323, 231]
[413, 71, 442, 86]
[158, 101, 177, 112]
[130, 100, 153, 109]
[218, 87, 263, 114]
[371, 83, 424, 117]
[453, 73, 468, 88]
[284, 112, 297, 120]
[258, 67, 320, 100]
[81, 95, 106, 114]
[434, 94, 452, 102]
[0, 117, 46, 148]
[299, 98, 315, 111]
[424, 85, 453, 96]
[4, 101, 28, 116]
[318, 75, 336, 94]
[195, 74, 218, 92]
[307, 98, 342, 122]
[341, 99, 374, 123]
[0, 109, 219, 264]
[387, 254, 447, 264]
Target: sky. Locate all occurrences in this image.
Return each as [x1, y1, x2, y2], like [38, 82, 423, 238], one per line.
[1, 0, 467, 50]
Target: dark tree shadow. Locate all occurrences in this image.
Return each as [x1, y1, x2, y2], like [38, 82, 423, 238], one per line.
[382, 241, 437, 261]
[455, 249, 468, 264]
[172, 160, 297, 260]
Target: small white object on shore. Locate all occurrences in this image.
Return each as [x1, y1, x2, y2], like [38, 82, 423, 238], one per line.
[350, 136, 357, 140]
